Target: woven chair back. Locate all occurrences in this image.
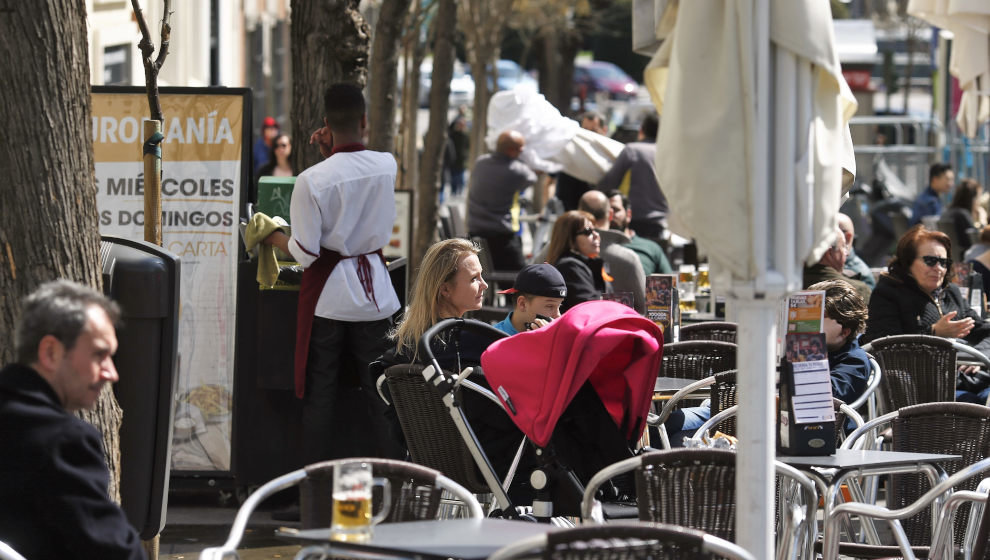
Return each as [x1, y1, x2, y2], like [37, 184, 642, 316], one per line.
[888, 402, 990, 547]
[709, 370, 739, 435]
[383, 364, 491, 494]
[866, 335, 957, 414]
[539, 524, 717, 560]
[299, 458, 450, 530]
[660, 341, 738, 381]
[635, 448, 737, 542]
[679, 322, 738, 344]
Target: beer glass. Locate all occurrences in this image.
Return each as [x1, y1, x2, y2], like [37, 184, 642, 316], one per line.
[330, 461, 391, 543]
[697, 263, 710, 292]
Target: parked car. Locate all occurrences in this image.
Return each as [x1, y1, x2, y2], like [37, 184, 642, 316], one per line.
[493, 59, 539, 93]
[418, 59, 475, 108]
[573, 61, 638, 101]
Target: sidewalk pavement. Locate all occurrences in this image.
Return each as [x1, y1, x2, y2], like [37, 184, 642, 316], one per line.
[158, 491, 301, 559]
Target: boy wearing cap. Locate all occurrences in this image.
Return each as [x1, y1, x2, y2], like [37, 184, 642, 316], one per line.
[493, 263, 568, 335]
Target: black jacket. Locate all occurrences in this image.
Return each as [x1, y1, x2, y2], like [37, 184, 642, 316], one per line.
[862, 272, 990, 346]
[556, 252, 608, 313]
[0, 364, 145, 559]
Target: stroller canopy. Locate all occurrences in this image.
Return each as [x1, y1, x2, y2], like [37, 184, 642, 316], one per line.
[481, 300, 664, 447]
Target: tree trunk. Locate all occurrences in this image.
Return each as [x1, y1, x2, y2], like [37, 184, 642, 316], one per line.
[536, 28, 580, 115]
[398, 11, 427, 191]
[0, 0, 123, 500]
[367, 0, 412, 153]
[290, 0, 370, 172]
[413, 0, 456, 273]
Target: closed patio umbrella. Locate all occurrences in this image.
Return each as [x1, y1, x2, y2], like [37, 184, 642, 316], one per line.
[908, 0, 990, 138]
[642, 1, 856, 557]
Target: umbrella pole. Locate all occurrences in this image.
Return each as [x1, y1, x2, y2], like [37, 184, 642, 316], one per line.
[735, 1, 776, 557]
[734, 297, 779, 560]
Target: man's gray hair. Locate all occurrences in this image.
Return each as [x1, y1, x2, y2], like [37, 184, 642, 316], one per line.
[14, 280, 120, 364]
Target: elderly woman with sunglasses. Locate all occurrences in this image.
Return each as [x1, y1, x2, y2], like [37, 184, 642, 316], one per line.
[862, 224, 990, 403]
[545, 210, 612, 313]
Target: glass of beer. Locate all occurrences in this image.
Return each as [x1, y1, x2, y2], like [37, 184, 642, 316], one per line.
[697, 263, 710, 292]
[330, 461, 391, 543]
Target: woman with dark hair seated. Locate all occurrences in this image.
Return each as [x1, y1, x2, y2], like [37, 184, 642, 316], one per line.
[545, 210, 611, 313]
[862, 224, 990, 403]
[941, 178, 983, 256]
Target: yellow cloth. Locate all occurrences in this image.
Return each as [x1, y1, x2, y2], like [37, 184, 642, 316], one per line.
[244, 212, 287, 289]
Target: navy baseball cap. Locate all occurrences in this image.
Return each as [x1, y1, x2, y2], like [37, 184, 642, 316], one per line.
[498, 263, 567, 298]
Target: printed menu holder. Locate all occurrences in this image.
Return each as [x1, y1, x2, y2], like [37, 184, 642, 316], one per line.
[645, 274, 678, 341]
[602, 291, 635, 310]
[778, 332, 836, 456]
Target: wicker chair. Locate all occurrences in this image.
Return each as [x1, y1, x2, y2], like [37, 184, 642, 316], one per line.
[679, 321, 738, 343]
[200, 458, 483, 559]
[823, 457, 990, 560]
[660, 340, 738, 381]
[580, 448, 818, 560]
[382, 364, 514, 511]
[862, 334, 990, 414]
[488, 523, 755, 560]
[834, 402, 990, 557]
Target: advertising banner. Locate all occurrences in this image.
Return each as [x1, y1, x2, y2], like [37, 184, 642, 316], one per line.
[92, 87, 250, 472]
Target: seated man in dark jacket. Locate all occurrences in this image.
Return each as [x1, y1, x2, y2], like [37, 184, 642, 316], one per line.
[0, 281, 144, 559]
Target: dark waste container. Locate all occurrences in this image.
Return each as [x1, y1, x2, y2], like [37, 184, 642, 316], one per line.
[100, 235, 181, 539]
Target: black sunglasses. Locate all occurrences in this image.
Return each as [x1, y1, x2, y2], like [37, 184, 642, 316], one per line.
[575, 228, 595, 237]
[919, 255, 951, 269]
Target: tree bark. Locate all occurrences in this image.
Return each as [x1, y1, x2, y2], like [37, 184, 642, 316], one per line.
[412, 0, 456, 273]
[290, 0, 370, 172]
[397, 3, 428, 191]
[0, 0, 123, 499]
[367, 0, 412, 153]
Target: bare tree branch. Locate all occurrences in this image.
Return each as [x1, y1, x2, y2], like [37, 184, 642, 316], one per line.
[130, 0, 172, 121]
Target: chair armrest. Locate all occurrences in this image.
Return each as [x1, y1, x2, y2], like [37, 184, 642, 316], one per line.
[580, 455, 642, 523]
[651, 376, 715, 426]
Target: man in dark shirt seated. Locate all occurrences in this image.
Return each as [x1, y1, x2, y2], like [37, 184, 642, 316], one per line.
[909, 162, 954, 226]
[0, 280, 145, 559]
[663, 279, 870, 445]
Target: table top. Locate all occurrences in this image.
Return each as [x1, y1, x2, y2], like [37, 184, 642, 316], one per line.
[654, 376, 701, 392]
[777, 448, 961, 470]
[276, 517, 558, 560]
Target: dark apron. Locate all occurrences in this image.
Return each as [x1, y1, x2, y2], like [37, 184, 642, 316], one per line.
[294, 247, 385, 398]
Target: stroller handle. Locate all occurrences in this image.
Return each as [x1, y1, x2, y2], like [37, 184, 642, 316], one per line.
[419, 317, 508, 378]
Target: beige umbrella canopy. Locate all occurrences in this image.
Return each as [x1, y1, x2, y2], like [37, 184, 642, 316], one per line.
[909, 0, 990, 137]
[640, 1, 856, 557]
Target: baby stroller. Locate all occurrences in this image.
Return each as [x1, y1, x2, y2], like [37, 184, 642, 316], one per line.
[399, 300, 663, 521]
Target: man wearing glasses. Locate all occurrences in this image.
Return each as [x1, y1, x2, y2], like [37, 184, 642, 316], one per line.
[802, 226, 872, 303]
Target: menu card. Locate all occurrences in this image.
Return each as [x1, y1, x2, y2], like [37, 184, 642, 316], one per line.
[784, 333, 835, 424]
[645, 274, 677, 336]
[602, 291, 635, 310]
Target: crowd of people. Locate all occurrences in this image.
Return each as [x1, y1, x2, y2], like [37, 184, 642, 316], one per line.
[5, 79, 990, 557]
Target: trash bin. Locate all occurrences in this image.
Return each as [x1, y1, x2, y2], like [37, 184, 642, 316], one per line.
[100, 235, 181, 539]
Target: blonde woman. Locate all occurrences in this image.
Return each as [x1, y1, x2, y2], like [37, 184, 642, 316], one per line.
[375, 238, 531, 483]
[393, 238, 489, 362]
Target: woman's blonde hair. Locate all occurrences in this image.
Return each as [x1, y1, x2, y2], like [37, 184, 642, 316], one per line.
[545, 210, 595, 265]
[393, 238, 480, 357]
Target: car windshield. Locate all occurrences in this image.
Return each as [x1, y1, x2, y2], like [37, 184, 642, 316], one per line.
[496, 61, 521, 78]
[584, 64, 628, 81]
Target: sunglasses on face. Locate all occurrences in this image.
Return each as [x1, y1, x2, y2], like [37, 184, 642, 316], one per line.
[575, 228, 596, 237]
[919, 255, 951, 269]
